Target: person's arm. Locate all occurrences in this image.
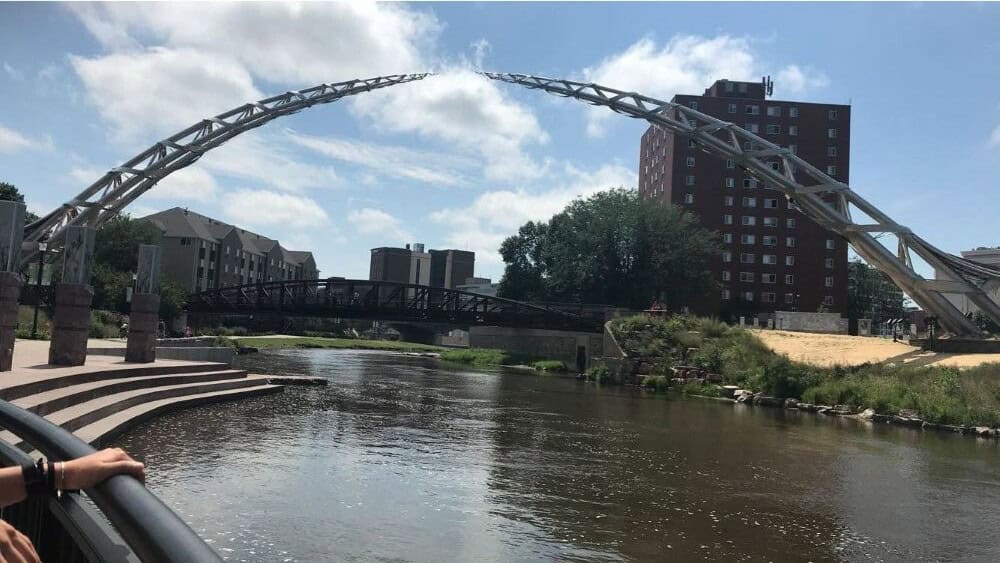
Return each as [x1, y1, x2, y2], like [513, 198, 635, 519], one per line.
[0, 448, 144, 507]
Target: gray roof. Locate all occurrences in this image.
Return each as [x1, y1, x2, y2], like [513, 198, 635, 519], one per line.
[138, 207, 311, 259]
[286, 250, 315, 265]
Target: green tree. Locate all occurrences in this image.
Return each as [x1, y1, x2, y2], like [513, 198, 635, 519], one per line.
[158, 278, 188, 323]
[497, 188, 718, 310]
[0, 181, 40, 223]
[847, 260, 905, 326]
[94, 214, 162, 272]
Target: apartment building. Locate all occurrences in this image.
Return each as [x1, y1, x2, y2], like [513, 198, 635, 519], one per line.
[638, 78, 850, 321]
[141, 207, 319, 293]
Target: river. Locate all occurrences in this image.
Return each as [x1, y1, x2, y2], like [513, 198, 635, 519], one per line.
[115, 349, 1000, 562]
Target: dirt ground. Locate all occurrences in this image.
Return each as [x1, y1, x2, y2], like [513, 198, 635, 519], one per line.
[753, 330, 1000, 369]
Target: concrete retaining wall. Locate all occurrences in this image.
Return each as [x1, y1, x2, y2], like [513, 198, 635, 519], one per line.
[774, 311, 848, 334]
[88, 346, 235, 365]
[468, 326, 603, 371]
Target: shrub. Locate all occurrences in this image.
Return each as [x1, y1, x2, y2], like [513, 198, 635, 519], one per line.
[532, 360, 567, 372]
[585, 365, 610, 383]
[643, 375, 669, 392]
[679, 381, 720, 398]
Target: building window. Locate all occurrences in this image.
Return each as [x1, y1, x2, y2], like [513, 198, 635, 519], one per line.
[722, 251, 732, 263]
[786, 218, 797, 228]
[823, 296, 834, 306]
[743, 291, 754, 302]
[762, 273, 777, 284]
[723, 233, 733, 244]
[685, 175, 695, 186]
[689, 101, 698, 110]
[745, 123, 759, 134]
[740, 272, 755, 282]
[728, 103, 737, 114]
[766, 106, 781, 117]
[742, 216, 756, 226]
[788, 144, 798, 154]
[762, 292, 777, 303]
[722, 271, 731, 281]
[738, 83, 748, 93]
[786, 236, 796, 247]
[763, 235, 777, 246]
[827, 146, 837, 157]
[763, 198, 778, 209]
[766, 124, 781, 135]
[724, 196, 735, 206]
[683, 193, 694, 204]
[785, 256, 795, 266]
[723, 214, 734, 225]
[742, 141, 754, 151]
[741, 234, 756, 245]
[788, 125, 798, 136]
[721, 289, 731, 300]
[789, 107, 799, 118]
[825, 258, 834, 269]
[827, 165, 837, 176]
[828, 128, 838, 139]
[686, 157, 696, 167]
[825, 276, 834, 288]
[763, 217, 778, 227]
[785, 293, 795, 304]
[826, 239, 836, 250]
[180, 238, 191, 246]
[742, 197, 757, 208]
[763, 254, 777, 265]
[224, 264, 229, 273]
[688, 139, 697, 149]
[743, 178, 756, 189]
[740, 253, 756, 264]
[745, 105, 759, 115]
[726, 159, 735, 169]
[725, 177, 735, 188]
[828, 109, 838, 120]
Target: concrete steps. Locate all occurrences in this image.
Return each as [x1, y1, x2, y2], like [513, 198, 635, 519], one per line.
[0, 362, 284, 450]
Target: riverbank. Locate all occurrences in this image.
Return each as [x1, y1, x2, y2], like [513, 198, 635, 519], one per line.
[438, 348, 568, 373]
[231, 335, 445, 353]
[608, 315, 1000, 430]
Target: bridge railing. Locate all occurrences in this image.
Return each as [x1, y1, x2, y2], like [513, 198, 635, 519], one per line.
[188, 278, 605, 332]
[0, 400, 220, 562]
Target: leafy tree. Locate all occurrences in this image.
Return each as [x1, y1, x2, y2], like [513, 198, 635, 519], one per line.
[847, 260, 905, 326]
[497, 188, 718, 310]
[0, 181, 39, 223]
[94, 214, 163, 272]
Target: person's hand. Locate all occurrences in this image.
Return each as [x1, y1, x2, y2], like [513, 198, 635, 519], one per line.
[62, 448, 145, 490]
[0, 519, 39, 563]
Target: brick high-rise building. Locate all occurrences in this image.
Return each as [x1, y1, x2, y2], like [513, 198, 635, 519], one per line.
[638, 79, 849, 322]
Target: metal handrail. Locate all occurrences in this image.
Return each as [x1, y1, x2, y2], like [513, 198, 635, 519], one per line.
[0, 400, 220, 562]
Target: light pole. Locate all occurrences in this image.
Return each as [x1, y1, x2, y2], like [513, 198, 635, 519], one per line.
[30, 242, 47, 339]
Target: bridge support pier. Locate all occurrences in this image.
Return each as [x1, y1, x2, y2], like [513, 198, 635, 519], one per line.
[126, 245, 161, 363]
[48, 226, 95, 366]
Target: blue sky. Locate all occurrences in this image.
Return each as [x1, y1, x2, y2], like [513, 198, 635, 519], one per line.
[1, 2, 998, 281]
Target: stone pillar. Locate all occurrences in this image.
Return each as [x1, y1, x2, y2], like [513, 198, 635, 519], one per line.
[0, 202, 25, 372]
[49, 226, 95, 366]
[126, 245, 161, 363]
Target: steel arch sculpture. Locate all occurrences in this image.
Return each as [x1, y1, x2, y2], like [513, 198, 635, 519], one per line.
[25, 72, 1000, 336]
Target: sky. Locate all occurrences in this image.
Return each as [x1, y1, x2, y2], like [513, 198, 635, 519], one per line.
[1, 2, 998, 281]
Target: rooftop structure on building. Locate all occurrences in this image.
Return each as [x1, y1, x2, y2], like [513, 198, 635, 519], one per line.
[638, 78, 850, 322]
[936, 246, 1000, 317]
[140, 207, 319, 293]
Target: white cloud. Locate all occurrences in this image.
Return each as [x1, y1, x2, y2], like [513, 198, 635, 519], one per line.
[198, 133, 339, 192]
[68, 164, 219, 203]
[70, 3, 439, 84]
[3, 62, 24, 81]
[347, 208, 411, 242]
[222, 189, 328, 228]
[774, 64, 830, 96]
[579, 35, 828, 137]
[287, 130, 474, 187]
[70, 47, 261, 141]
[0, 123, 51, 153]
[351, 69, 549, 182]
[990, 124, 1000, 149]
[430, 162, 636, 263]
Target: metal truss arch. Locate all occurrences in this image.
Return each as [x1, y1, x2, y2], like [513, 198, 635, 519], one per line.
[481, 73, 1000, 336]
[23, 74, 431, 265]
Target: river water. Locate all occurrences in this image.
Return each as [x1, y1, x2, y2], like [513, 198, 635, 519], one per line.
[115, 349, 1000, 562]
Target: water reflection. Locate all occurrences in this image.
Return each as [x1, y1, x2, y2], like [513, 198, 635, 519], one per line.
[115, 349, 1000, 562]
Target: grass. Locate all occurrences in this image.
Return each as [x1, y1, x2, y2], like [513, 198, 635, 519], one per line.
[439, 348, 567, 373]
[611, 314, 1000, 427]
[233, 336, 445, 353]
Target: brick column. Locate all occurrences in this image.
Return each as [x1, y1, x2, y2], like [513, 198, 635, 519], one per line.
[0, 272, 22, 371]
[48, 226, 96, 366]
[125, 244, 161, 363]
[0, 201, 26, 372]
